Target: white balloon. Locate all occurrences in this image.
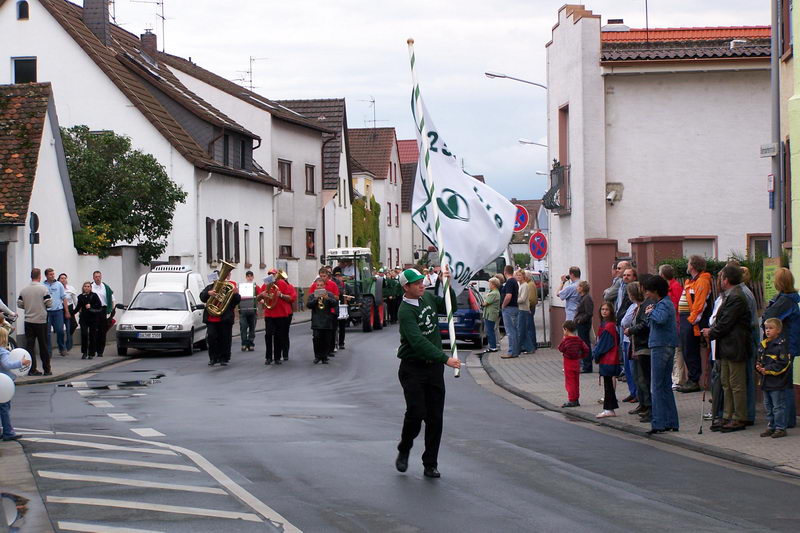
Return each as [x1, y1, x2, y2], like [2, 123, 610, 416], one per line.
[8, 348, 31, 377]
[0, 374, 14, 403]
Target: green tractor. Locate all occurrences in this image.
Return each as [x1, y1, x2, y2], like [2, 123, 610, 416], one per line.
[324, 247, 379, 332]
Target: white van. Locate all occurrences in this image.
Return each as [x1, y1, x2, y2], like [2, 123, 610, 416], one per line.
[116, 265, 207, 356]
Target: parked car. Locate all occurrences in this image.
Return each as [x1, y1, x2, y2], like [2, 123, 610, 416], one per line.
[435, 285, 486, 347]
[116, 265, 207, 356]
[531, 271, 549, 299]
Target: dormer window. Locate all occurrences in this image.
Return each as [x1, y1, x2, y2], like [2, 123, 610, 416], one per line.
[17, 1, 29, 20]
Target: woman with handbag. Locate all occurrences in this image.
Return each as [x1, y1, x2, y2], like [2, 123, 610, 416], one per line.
[593, 302, 620, 418]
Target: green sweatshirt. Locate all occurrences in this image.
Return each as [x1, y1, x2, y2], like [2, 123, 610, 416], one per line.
[397, 289, 456, 363]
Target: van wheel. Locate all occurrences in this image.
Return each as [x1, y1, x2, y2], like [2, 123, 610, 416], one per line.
[117, 345, 127, 356]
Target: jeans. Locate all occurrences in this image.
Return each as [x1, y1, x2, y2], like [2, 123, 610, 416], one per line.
[764, 390, 787, 430]
[47, 309, 66, 353]
[485, 319, 497, 350]
[518, 310, 534, 352]
[239, 311, 256, 348]
[577, 323, 592, 372]
[622, 339, 637, 398]
[501, 307, 520, 356]
[650, 346, 679, 430]
[0, 400, 14, 438]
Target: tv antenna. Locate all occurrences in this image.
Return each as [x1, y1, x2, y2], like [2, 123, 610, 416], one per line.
[131, 0, 166, 51]
[234, 56, 269, 91]
[359, 96, 388, 128]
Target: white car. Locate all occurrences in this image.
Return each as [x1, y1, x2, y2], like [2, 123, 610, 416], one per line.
[116, 266, 207, 356]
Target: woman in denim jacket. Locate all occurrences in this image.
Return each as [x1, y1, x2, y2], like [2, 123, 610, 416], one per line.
[644, 275, 680, 435]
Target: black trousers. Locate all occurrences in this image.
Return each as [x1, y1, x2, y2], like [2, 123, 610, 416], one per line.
[398, 360, 446, 468]
[679, 313, 702, 383]
[577, 323, 592, 372]
[635, 354, 652, 408]
[283, 314, 292, 359]
[313, 329, 333, 361]
[79, 315, 103, 357]
[388, 297, 399, 324]
[265, 316, 290, 362]
[603, 375, 619, 411]
[336, 319, 347, 347]
[207, 321, 233, 363]
[97, 315, 111, 355]
[25, 322, 50, 373]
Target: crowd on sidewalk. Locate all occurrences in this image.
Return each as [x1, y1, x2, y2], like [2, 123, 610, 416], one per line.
[550, 256, 797, 439]
[0, 267, 115, 377]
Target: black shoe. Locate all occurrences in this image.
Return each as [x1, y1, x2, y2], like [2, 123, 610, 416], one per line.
[97, 354, 103, 358]
[677, 381, 700, 393]
[328, 353, 335, 358]
[220, 361, 228, 366]
[2, 434, 22, 441]
[274, 359, 282, 365]
[395, 451, 409, 472]
[561, 401, 580, 408]
[208, 361, 216, 366]
[314, 358, 321, 364]
[283, 356, 288, 361]
[646, 428, 667, 435]
[81, 354, 89, 360]
[321, 359, 329, 364]
[264, 359, 272, 365]
[43, 371, 52, 376]
[628, 405, 644, 415]
[28, 370, 42, 376]
[639, 415, 652, 423]
[423, 466, 441, 478]
[339, 345, 345, 349]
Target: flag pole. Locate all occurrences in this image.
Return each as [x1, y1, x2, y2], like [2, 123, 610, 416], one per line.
[407, 38, 460, 378]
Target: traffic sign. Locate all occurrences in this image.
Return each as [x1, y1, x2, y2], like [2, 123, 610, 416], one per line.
[513, 204, 529, 233]
[529, 231, 548, 260]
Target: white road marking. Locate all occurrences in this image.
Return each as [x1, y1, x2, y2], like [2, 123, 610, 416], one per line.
[47, 496, 262, 522]
[20, 429, 302, 532]
[108, 413, 137, 422]
[58, 521, 164, 533]
[32, 453, 199, 472]
[38, 471, 227, 495]
[21, 437, 175, 455]
[130, 428, 165, 438]
[88, 400, 114, 408]
[132, 393, 147, 396]
[76, 390, 97, 397]
[70, 381, 89, 388]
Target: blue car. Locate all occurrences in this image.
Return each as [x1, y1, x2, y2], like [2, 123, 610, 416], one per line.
[435, 285, 486, 347]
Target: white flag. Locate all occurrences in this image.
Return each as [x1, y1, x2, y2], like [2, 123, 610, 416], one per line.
[412, 100, 517, 295]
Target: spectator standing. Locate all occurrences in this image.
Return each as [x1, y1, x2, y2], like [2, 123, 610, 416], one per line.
[525, 272, 539, 352]
[557, 267, 582, 320]
[90, 271, 115, 357]
[677, 256, 713, 394]
[593, 302, 620, 418]
[44, 268, 70, 357]
[659, 264, 686, 391]
[516, 270, 533, 354]
[58, 273, 78, 353]
[574, 281, 594, 373]
[618, 268, 638, 399]
[17, 268, 53, 375]
[1, 328, 31, 441]
[238, 271, 258, 352]
[643, 275, 680, 434]
[558, 320, 589, 408]
[702, 265, 751, 433]
[76, 281, 103, 359]
[761, 267, 799, 429]
[481, 278, 501, 353]
[626, 281, 653, 422]
[757, 318, 792, 438]
[500, 265, 521, 359]
[603, 260, 631, 305]
[738, 266, 759, 425]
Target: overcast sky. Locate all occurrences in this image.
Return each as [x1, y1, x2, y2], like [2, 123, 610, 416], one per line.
[105, 0, 769, 200]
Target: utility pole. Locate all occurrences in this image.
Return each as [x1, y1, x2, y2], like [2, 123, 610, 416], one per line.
[771, 0, 784, 256]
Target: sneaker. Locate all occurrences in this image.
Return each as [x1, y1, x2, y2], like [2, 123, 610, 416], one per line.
[596, 410, 616, 418]
[771, 429, 787, 438]
[703, 413, 714, 421]
[760, 428, 775, 438]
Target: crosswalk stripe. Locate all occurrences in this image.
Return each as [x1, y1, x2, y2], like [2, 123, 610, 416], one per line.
[130, 428, 165, 438]
[108, 413, 137, 422]
[22, 438, 175, 455]
[70, 381, 89, 388]
[89, 400, 114, 408]
[58, 521, 164, 533]
[31, 453, 199, 472]
[47, 496, 262, 522]
[38, 471, 227, 495]
[76, 390, 97, 397]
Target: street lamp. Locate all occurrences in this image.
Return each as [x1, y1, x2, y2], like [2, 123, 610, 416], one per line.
[519, 138, 547, 148]
[484, 71, 547, 90]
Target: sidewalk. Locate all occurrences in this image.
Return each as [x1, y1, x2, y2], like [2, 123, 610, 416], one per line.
[16, 309, 312, 386]
[481, 343, 800, 478]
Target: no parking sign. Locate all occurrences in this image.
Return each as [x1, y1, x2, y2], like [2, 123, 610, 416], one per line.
[529, 231, 548, 260]
[513, 204, 529, 233]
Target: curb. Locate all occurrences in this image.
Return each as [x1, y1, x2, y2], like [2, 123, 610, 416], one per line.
[480, 356, 798, 479]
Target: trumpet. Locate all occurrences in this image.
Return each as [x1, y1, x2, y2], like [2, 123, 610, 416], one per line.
[260, 284, 280, 310]
[318, 295, 325, 310]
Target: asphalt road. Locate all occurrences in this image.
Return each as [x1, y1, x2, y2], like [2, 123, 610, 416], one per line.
[11, 323, 800, 532]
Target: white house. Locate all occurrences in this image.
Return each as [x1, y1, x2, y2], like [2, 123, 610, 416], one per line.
[348, 127, 404, 268]
[544, 4, 771, 342]
[2, 0, 281, 291]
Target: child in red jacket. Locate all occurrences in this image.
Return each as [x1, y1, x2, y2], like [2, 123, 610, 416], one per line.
[558, 320, 589, 408]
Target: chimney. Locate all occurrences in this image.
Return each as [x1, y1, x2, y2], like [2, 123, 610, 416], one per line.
[141, 30, 157, 57]
[602, 18, 630, 32]
[83, 0, 110, 45]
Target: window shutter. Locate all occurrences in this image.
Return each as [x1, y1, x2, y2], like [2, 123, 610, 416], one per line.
[234, 222, 240, 263]
[205, 218, 214, 263]
[215, 220, 223, 262]
[224, 220, 232, 261]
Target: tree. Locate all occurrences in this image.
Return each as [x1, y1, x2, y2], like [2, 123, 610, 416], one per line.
[513, 253, 531, 268]
[61, 126, 187, 264]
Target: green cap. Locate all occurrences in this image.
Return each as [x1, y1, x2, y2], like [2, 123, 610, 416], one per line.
[399, 268, 424, 286]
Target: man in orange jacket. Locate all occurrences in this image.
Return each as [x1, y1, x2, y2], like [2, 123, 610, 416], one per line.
[676, 255, 713, 393]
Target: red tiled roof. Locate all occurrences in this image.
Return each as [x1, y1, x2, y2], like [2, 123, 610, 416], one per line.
[36, 0, 279, 187]
[601, 26, 771, 43]
[347, 128, 397, 180]
[397, 139, 419, 164]
[400, 161, 416, 213]
[0, 83, 51, 224]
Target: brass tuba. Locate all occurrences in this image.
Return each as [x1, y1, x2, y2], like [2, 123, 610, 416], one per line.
[206, 261, 237, 317]
[261, 283, 280, 310]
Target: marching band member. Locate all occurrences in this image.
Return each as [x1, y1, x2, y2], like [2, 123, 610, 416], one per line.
[238, 271, 258, 352]
[200, 269, 240, 367]
[307, 277, 338, 364]
[258, 270, 295, 365]
[307, 267, 339, 357]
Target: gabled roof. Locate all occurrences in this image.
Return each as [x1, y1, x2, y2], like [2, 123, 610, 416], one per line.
[601, 26, 771, 63]
[159, 53, 334, 135]
[35, 0, 279, 186]
[347, 128, 397, 180]
[0, 84, 51, 224]
[397, 139, 419, 213]
[397, 139, 419, 164]
[276, 98, 347, 190]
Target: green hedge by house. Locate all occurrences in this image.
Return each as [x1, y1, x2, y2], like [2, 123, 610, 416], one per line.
[352, 196, 381, 267]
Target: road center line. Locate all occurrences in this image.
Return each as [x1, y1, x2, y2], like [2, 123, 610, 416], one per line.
[38, 471, 227, 495]
[22, 437, 175, 455]
[47, 496, 262, 522]
[58, 521, 164, 533]
[31, 453, 199, 472]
